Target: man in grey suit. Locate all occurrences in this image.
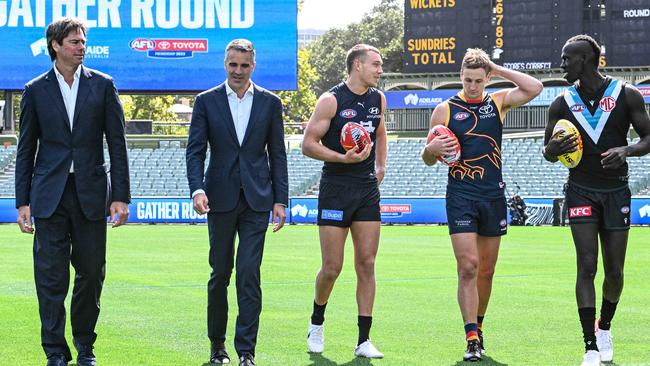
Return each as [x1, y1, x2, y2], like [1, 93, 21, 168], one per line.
[186, 39, 288, 366]
[15, 17, 130, 366]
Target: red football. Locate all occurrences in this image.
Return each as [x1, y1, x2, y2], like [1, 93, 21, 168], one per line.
[340, 122, 372, 153]
[426, 124, 461, 166]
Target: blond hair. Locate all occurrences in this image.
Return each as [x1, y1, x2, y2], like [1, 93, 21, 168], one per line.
[461, 48, 491, 73]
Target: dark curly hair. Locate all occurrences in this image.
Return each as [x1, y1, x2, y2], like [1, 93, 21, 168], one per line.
[565, 34, 601, 66]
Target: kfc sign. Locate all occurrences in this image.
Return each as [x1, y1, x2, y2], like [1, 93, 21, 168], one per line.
[569, 206, 592, 218]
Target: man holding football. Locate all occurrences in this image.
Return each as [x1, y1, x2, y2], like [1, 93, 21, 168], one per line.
[543, 34, 650, 366]
[301, 44, 387, 358]
[421, 48, 542, 362]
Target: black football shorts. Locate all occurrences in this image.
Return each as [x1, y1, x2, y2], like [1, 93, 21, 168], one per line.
[565, 182, 631, 231]
[317, 181, 381, 227]
[446, 194, 508, 236]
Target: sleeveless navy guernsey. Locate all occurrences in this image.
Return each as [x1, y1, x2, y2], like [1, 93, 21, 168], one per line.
[555, 77, 630, 189]
[444, 92, 505, 200]
[321, 82, 383, 185]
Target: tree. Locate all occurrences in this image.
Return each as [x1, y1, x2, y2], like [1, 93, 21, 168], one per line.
[119, 95, 178, 122]
[277, 48, 318, 133]
[307, 0, 403, 96]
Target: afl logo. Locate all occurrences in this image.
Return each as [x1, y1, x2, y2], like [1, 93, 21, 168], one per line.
[340, 109, 357, 118]
[621, 206, 630, 214]
[453, 112, 470, 120]
[479, 104, 493, 114]
[570, 104, 586, 112]
[599, 96, 616, 112]
[129, 38, 155, 51]
[368, 107, 380, 115]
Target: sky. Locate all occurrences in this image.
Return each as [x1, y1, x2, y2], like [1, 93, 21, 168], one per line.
[297, 0, 384, 30]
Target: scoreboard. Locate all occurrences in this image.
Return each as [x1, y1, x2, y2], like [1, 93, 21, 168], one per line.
[496, 0, 582, 70]
[404, 0, 492, 72]
[404, 0, 650, 72]
[605, 0, 650, 67]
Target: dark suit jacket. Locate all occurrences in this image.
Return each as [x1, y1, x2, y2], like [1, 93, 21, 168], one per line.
[186, 83, 288, 212]
[15, 66, 130, 220]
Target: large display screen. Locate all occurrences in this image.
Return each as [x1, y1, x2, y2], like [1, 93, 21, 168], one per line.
[0, 0, 297, 91]
[404, 0, 650, 72]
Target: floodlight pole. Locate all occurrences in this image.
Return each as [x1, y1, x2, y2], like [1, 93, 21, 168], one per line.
[3, 91, 14, 134]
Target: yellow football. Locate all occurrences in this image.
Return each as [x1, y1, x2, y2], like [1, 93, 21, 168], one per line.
[553, 119, 583, 168]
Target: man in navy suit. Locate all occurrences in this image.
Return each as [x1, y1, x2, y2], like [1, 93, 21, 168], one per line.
[186, 39, 288, 366]
[15, 18, 130, 366]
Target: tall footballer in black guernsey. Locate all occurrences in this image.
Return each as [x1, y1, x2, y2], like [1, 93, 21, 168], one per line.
[543, 34, 650, 366]
[302, 44, 388, 359]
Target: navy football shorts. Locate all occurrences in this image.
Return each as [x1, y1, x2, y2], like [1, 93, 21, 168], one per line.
[565, 182, 631, 231]
[317, 181, 380, 227]
[446, 195, 507, 236]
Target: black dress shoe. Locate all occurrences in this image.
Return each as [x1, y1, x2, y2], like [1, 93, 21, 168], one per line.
[209, 342, 230, 364]
[239, 353, 255, 366]
[76, 344, 97, 366]
[46, 354, 68, 366]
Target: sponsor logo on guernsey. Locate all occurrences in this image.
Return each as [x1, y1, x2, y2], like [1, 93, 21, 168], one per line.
[366, 106, 381, 118]
[340, 109, 357, 118]
[321, 209, 343, 221]
[569, 206, 592, 218]
[479, 104, 493, 114]
[621, 206, 630, 214]
[570, 104, 586, 112]
[478, 104, 496, 119]
[454, 112, 470, 120]
[599, 96, 616, 112]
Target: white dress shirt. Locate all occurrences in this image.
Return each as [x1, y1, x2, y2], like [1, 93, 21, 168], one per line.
[191, 81, 254, 198]
[225, 80, 255, 145]
[53, 62, 81, 173]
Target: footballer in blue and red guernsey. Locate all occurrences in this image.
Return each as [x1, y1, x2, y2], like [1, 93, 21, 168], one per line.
[421, 47, 542, 361]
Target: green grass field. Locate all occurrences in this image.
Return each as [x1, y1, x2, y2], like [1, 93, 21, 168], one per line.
[1, 224, 649, 366]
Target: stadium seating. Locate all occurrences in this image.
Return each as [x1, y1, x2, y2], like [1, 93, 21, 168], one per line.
[0, 137, 649, 198]
[381, 137, 650, 197]
[0, 145, 16, 197]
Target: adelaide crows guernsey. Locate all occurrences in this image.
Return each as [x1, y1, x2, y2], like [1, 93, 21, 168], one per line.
[556, 77, 630, 189]
[444, 92, 505, 200]
[321, 82, 383, 185]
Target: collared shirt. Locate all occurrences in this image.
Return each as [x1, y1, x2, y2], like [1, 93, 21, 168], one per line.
[225, 80, 255, 145]
[191, 81, 255, 198]
[191, 81, 285, 207]
[53, 62, 81, 173]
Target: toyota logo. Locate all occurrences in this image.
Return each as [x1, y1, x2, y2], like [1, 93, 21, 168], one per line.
[479, 105, 493, 114]
[157, 41, 171, 50]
